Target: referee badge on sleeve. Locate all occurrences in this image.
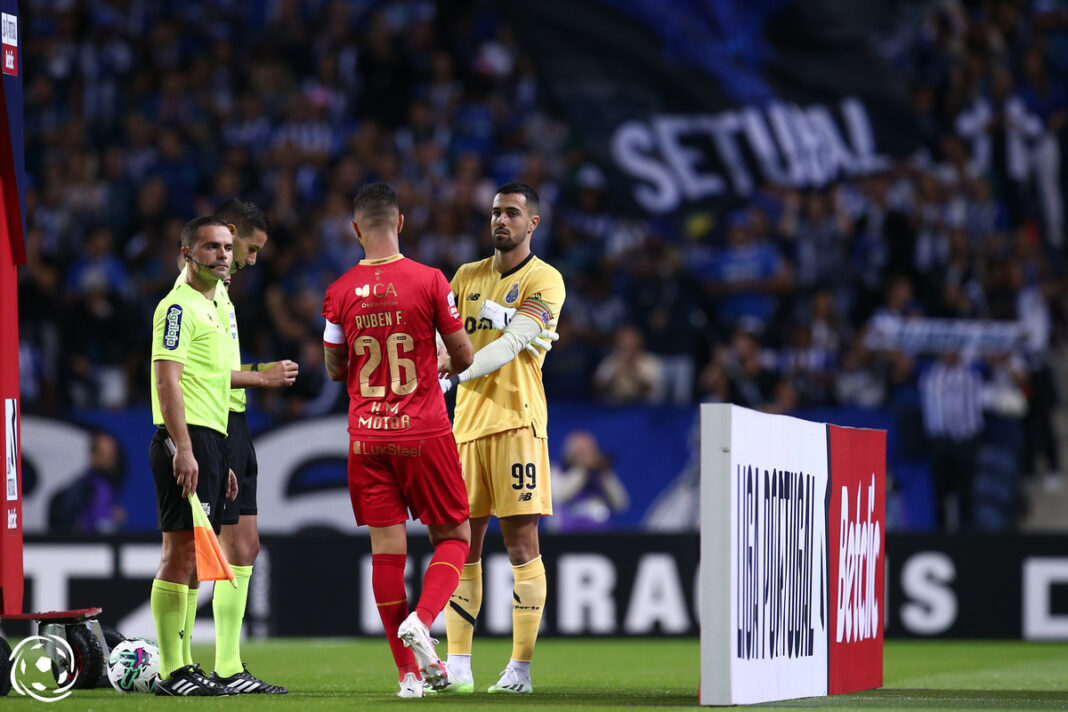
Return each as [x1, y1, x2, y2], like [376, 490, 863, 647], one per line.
[164, 305, 183, 350]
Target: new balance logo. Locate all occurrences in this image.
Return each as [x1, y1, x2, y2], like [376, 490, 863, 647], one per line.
[467, 293, 480, 300]
[517, 492, 532, 502]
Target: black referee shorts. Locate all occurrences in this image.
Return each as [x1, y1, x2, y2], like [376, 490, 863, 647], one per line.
[220, 410, 258, 525]
[149, 425, 228, 533]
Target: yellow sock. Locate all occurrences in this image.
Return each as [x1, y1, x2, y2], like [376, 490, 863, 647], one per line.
[445, 560, 482, 657]
[213, 564, 253, 677]
[511, 557, 546, 662]
[150, 579, 188, 680]
[183, 586, 199, 667]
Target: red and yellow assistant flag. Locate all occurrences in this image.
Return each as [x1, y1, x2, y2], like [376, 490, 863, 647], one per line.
[187, 491, 237, 589]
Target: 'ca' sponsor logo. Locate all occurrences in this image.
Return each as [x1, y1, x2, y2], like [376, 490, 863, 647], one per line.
[164, 305, 182, 350]
[9, 634, 78, 702]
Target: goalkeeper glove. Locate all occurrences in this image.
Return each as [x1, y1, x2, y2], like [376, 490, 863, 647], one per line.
[525, 319, 559, 356]
[439, 374, 460, 394]
[477, 299, 516, 329]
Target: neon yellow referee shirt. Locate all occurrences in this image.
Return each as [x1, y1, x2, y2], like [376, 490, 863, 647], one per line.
[176, 266, 245, 413]
[151, 281, 232, 435]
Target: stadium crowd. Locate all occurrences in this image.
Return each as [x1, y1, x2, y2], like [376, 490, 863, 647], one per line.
[14, 0, 1068, 529]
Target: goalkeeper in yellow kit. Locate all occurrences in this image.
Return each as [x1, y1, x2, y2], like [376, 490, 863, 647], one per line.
[438, 182, 564, 694]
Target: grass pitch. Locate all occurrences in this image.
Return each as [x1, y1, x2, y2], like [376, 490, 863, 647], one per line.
[4, 638, 1068, 710]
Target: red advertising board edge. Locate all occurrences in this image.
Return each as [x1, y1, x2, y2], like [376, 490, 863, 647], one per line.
[826, 425, 886, 694]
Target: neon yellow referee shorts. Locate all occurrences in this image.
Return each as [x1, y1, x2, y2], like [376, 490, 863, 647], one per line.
[458, 426, 552, 519]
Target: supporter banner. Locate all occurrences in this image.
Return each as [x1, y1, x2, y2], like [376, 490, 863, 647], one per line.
[864, 315, 1026, 355]
[505, 0, 920, 214]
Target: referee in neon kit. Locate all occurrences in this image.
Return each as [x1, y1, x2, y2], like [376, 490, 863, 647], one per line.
[147, 216, 237, 697]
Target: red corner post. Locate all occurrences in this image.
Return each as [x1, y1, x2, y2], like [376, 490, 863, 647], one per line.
[0, 180, 23, 615]
[0, 0, 26, 616]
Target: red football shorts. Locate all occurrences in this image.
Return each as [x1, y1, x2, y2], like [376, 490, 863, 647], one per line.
[347, 432, 469, 527]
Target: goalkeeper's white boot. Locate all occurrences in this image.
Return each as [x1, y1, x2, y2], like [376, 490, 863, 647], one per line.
[487, 666, 533, 694]
[442, 653, 476, 691]
[398, 612, 449, 691]
[442, 658, 474, 694]
[442, 677, 474, 693]
[397, 672, 425, 698]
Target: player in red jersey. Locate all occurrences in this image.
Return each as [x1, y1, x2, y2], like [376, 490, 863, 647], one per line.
[322, 182, 474, 698]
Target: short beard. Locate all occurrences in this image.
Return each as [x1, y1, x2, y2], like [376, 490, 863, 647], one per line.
[493, 232, 521, 252]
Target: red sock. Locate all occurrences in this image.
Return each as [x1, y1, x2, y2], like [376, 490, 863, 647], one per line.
[372, 553, 417, 678]
[416, 538, 470, 627]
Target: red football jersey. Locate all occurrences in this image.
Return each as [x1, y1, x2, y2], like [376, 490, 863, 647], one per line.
[322, 255, 463, 440]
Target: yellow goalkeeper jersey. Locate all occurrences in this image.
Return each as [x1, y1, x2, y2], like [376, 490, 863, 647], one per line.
[450, 254, 565, 444]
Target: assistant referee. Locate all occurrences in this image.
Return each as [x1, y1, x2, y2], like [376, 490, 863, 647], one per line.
[147, 216, 237, 697]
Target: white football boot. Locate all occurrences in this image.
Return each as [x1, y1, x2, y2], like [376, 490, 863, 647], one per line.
[487, 666, 533, 694]
[397, 612, 449, 691]
[441, 656, 474, 693]
[397, 672, 425, 698]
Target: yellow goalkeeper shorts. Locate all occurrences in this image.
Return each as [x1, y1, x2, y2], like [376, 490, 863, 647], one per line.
[458, 426, 553, 519]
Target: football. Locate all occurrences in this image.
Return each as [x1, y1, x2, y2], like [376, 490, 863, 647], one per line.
[106, 638, 160, 693]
